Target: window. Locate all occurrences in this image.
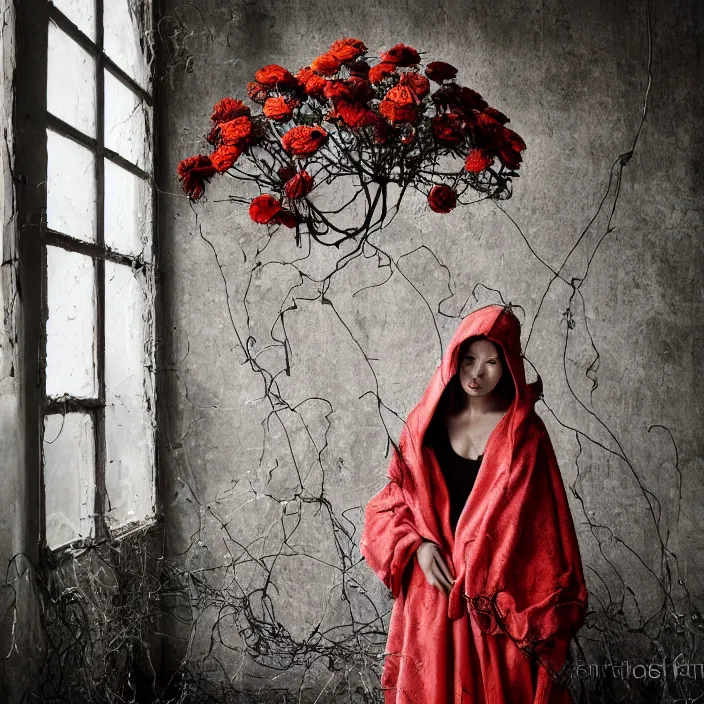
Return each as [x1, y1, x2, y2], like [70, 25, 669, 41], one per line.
[17, 0, 157, 551]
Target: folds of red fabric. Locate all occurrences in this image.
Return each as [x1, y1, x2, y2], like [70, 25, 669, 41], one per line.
[359, 304, 588, 704]
[360, 425, 586, 703]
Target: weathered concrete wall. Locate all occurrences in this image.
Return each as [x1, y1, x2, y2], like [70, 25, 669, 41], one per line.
[152, 0, 704, 700]
[0, 5, 18, 558]
[0, 2, 36, 701]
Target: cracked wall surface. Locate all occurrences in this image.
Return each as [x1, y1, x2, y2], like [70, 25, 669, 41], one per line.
[0, 1, 31, 701]
[0, 0, 17, 557]
[155, 0, 704, 700]
[0, 0, 698, 701]
[0, 0, 15, 544]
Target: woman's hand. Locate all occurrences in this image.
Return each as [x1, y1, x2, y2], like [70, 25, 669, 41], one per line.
[416, 541, 456, 595]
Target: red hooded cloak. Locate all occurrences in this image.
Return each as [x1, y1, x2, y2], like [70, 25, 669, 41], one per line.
[359, 304, 588, 704]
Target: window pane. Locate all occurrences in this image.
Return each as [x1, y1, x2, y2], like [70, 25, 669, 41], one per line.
[47, 129, 96, 242]
[47, 23, 96, 137]
[104, 159, 152, 259]
[104, 71, 152, 172]
[104, 0, 151, 90]
[44, 412, 95, 550]
[51, 0, 96, 40]
[46, 246, 97, 399]
[104, 261, 155, 529]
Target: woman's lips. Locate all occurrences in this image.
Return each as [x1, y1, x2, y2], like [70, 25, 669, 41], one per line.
[468, 383, 481, 390]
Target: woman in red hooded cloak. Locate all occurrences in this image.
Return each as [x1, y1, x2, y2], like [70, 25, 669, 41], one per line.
[359, 304, 588, 704]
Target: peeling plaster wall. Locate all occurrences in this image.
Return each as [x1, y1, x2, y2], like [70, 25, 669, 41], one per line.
[0, 2, 18, 551]
[0, 0, 18, 562]
[156, 0, 704, 698]
[0, 1, 30, 700]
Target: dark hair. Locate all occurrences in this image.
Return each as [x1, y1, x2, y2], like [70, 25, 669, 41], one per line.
[440, 335, 515, 414]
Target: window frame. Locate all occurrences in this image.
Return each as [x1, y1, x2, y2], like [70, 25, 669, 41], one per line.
[15, 0, 160, 560]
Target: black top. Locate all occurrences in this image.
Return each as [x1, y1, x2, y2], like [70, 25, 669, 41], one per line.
[427, 415, 483, 536]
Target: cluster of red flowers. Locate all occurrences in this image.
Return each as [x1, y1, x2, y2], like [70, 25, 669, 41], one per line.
[177, 38, 526, 222]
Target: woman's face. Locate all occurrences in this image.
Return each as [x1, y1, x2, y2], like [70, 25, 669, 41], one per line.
[458, 339, 505, 399]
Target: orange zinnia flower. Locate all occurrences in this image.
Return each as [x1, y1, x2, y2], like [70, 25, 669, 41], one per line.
[310, 53, 343, 76]
[281, 125, 328, 156]
[255, 64, 296, 87]
[210, 97, 250, 124]
[328, 38, 367, 63]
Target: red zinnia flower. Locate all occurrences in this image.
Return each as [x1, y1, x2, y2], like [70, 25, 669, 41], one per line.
[464, 148, 494, 173]
[468, 114, 500, 149]
[311, 52, 343, 76]
[323, 80, 355, 101]
[295, 67, 329, 99]
[210, 144, 243, 172]
[470, 113, 526, 169]
[336, 100, 378, 129]
[177, 154, 216, 200]
[249, 194, 283, 224]
[278, 165, 295, 182]
[380, 43, 421, 66]
[218, 116, 254, 147]
[427, 184, 457, 213]
[379, 84, 418, 124]
[368, 62, 396, 84]
[399, 72, 430, 99]
[379, 100, 417, 124]
[385, 84, 417, 107]
[281, 125, 328, 156]
[246, 81, 269, 104]
[432, 84, 488, 114]
[475, 112, 502, 129]
[284, 170, 314, 199]
[455, 86, 488, 113]
[263, 96, 298, 121]
[432, 112, 465, 145]
[273, 209, 301, 228]
[328, 38, 367, 63]
[210, 97, 250, 124]
[495, 128, 526, 170]
[425, 61, 458, 83]
[348, 60, 371, 78]
[344, 76, 374, 102]
[483, 107, 510, 125]
[255, 64, 296, 88]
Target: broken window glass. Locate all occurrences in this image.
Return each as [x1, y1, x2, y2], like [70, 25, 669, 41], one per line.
[104, 260, 155, 529]
[47, 22, 96, 138]
[104, 71, 152, 172]
[45, 246, 98, 399]
[46, 129, 96, 242]
[43, 412, 96, 550]
[104, 1, 151, 90]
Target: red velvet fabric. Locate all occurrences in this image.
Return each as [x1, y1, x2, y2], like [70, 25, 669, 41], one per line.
[359, 304, 588, 704]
